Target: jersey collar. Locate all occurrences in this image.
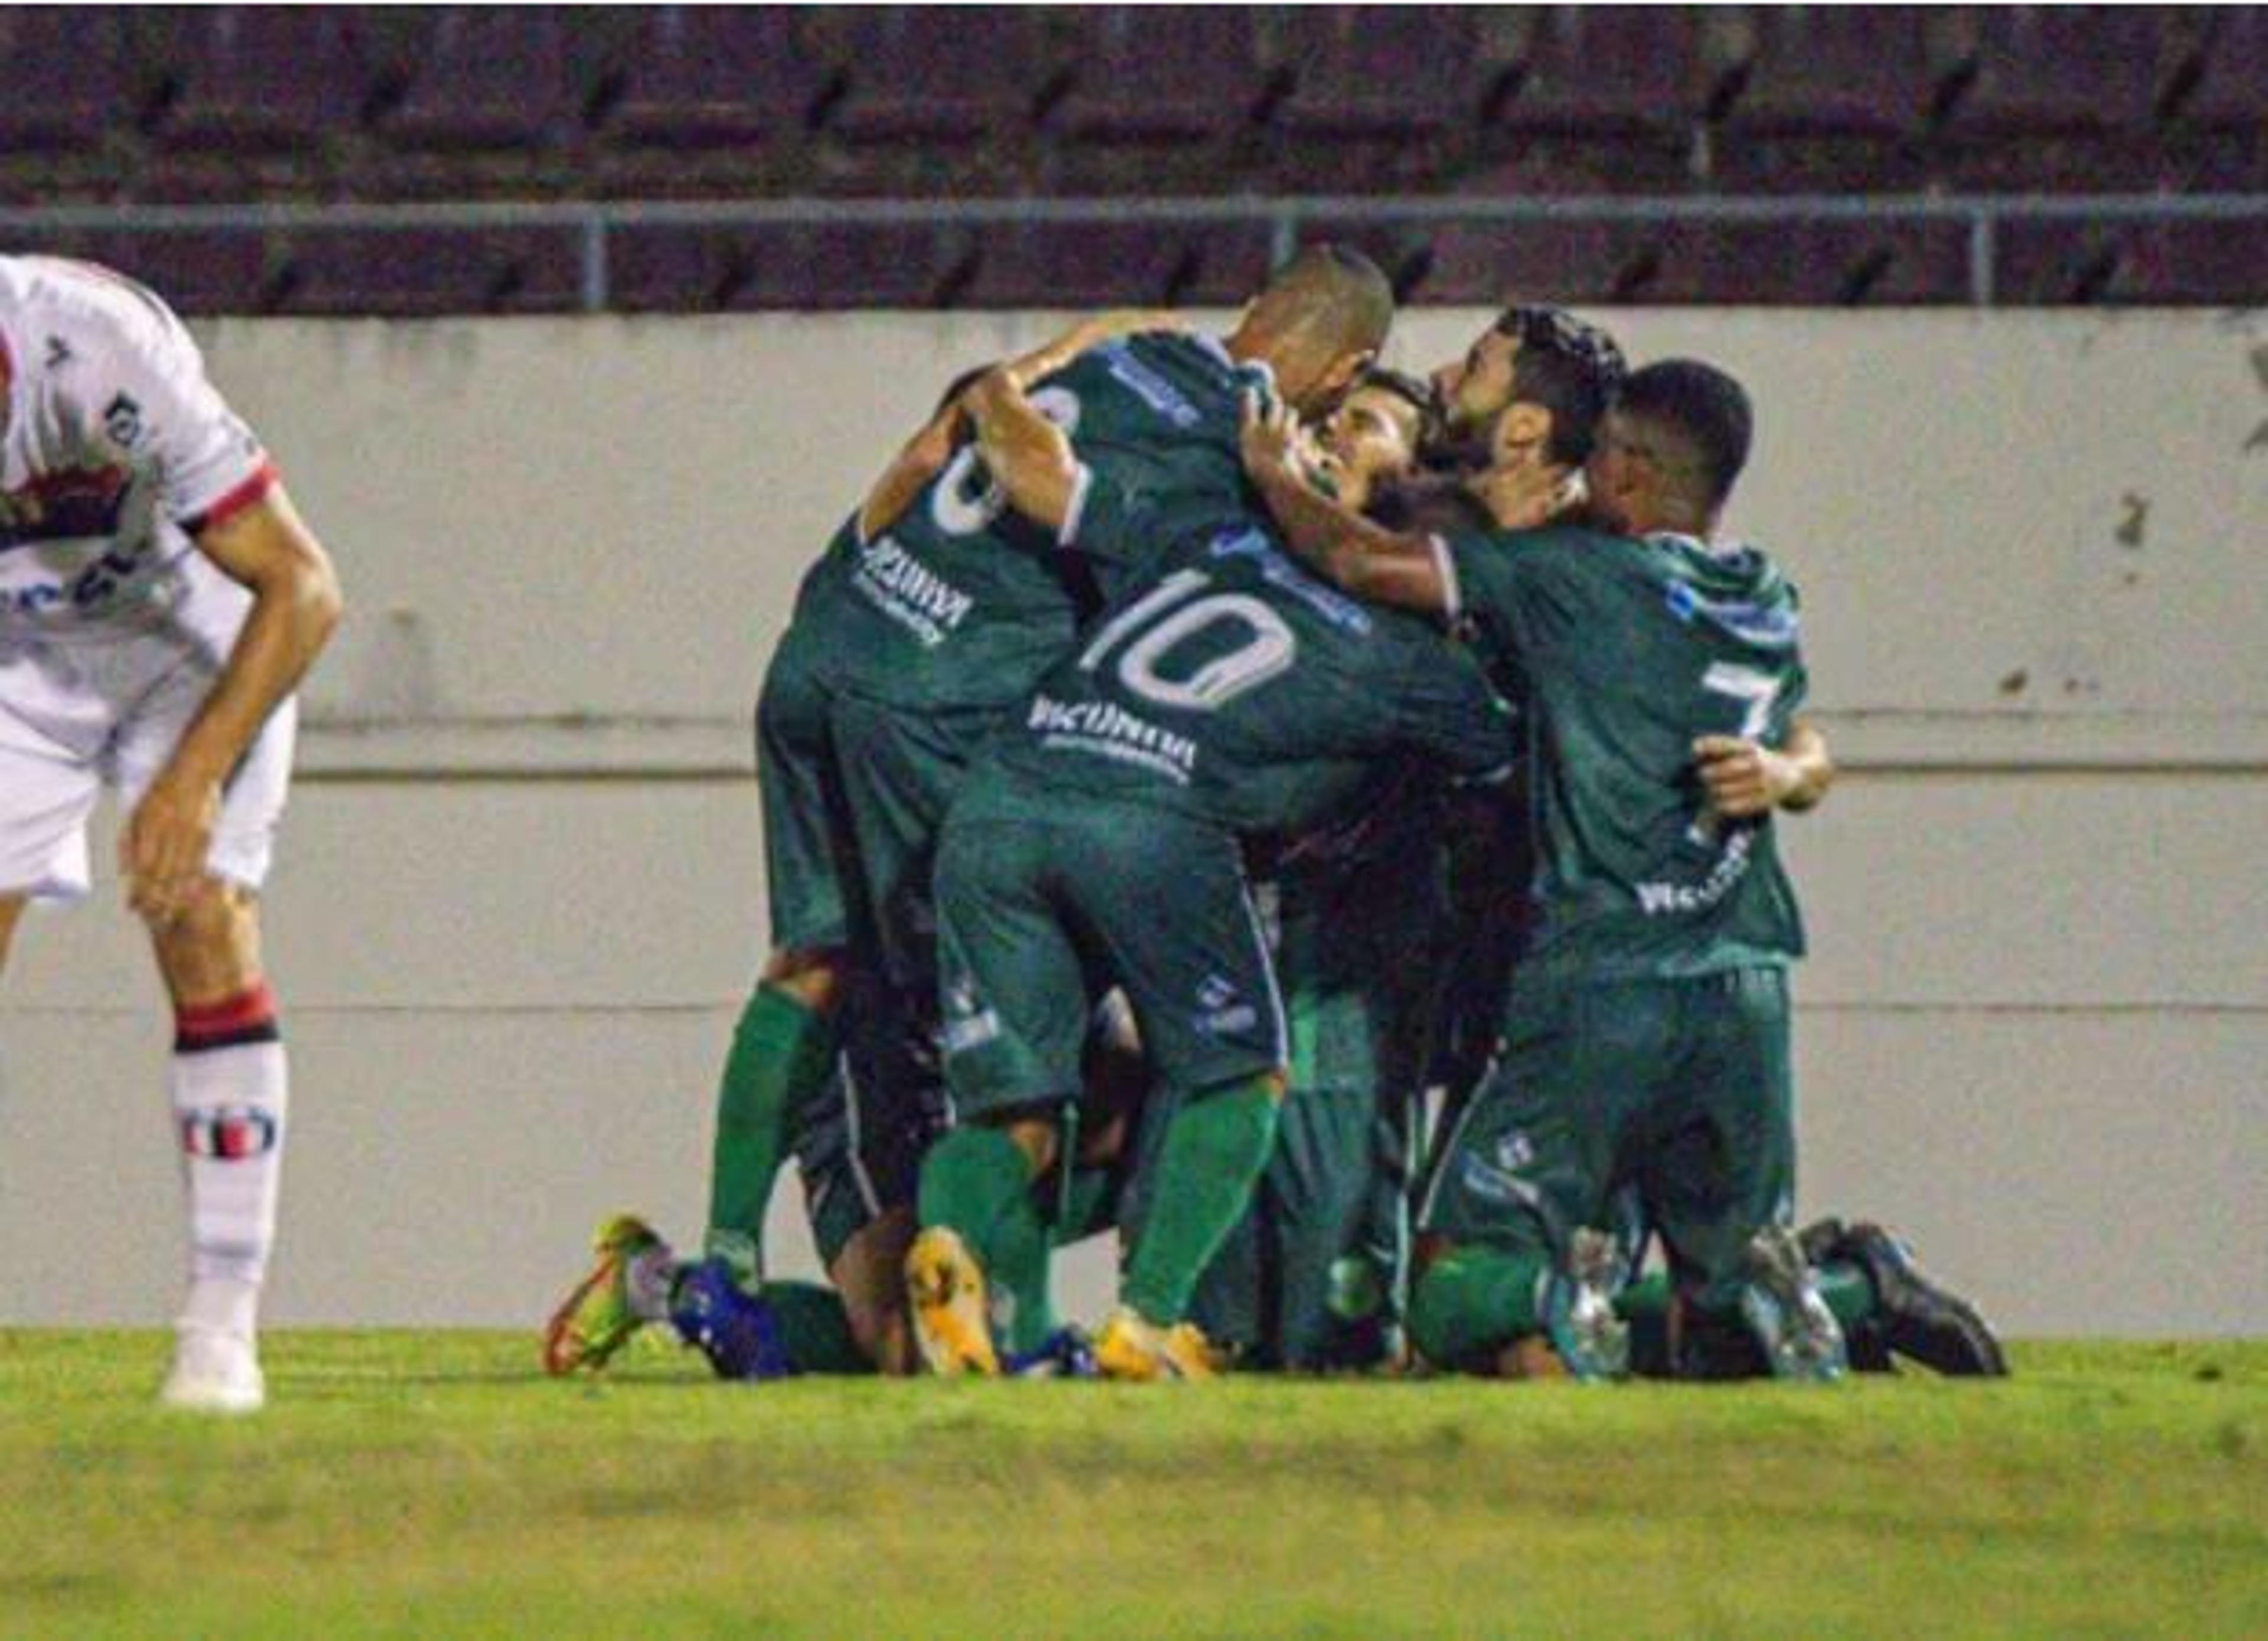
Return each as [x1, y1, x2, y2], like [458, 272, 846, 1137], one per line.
[1198, 332, 1278, 399]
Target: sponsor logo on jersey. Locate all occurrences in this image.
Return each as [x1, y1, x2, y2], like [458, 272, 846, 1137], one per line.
[0, 463, 131, 553]
[103, 391, 144, 449]
[1205, 526, 1373, 634]
[1634, 826, 1758, 916]
[850, 532, 975, 648]
[1028, 691, 1198, 783]
[1100, 344, 1202, 429]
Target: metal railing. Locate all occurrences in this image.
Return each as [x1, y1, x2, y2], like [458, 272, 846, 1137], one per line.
[4, 193, 2263, 310]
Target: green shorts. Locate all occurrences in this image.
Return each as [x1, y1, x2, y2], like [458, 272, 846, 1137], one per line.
[825, 692, 1001, 999]
[1190, 848, 1447, 1368]
[1420, 965, 1796, 1309]
[933, 776, 1286, 1123]
[755, 626, 856, 955]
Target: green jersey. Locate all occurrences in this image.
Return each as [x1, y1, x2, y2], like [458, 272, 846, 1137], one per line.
[809, 331, 1265, 711]
[1439, 522, 1808, 982]
[986, 522, 1518, 836]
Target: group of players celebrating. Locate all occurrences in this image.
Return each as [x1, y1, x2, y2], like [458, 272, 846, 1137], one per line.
[543, 246, 2009, 1387]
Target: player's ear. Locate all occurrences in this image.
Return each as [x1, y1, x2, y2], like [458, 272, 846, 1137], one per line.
[1314, 349, 1373, 411]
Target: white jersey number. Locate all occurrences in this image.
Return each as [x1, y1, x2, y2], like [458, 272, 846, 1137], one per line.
[928, 386, 1082, 537]
[1078, 568, 1296, 712]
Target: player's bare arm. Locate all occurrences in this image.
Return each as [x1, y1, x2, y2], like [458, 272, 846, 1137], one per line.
[857, 392, 968, 542]
[963, 367, 1081, 532]
[858, 310, 1187, 541]
[1693, 717, 1836, 819]
[1239, 390, 1447, 614]
[999, 307, 1188, 390]
[122, 487, 343, 920]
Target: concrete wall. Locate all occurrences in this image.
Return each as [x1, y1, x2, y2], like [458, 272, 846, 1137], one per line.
[3, 310, 2263, 1337]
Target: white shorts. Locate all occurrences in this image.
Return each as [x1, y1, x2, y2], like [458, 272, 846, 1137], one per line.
[0, 587, 295, 903]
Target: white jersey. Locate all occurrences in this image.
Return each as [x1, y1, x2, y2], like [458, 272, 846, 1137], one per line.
[0, 254, 275, 646]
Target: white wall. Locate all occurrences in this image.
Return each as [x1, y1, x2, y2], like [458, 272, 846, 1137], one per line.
[2, 310, 2263, 1337]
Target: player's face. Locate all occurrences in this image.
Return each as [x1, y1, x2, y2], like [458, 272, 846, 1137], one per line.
[1586, 410, 1699, 535]
[1318, 386, 1423, 510]
[1432, 328, 1521, 436]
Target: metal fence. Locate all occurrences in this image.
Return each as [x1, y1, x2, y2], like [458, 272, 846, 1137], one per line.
[3, 193, 2263, 310]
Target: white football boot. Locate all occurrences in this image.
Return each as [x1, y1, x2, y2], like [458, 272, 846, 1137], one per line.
[160, 1327, 266, 1414]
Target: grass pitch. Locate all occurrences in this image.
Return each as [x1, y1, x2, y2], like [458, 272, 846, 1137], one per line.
[0, 1334, 2262, 1638]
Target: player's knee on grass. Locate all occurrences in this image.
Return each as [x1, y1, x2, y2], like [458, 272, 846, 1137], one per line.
[146, 879, 265, 1006]
[831, 1208, 918, 1374]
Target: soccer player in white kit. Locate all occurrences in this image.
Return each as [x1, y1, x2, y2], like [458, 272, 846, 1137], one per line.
[0, 256, 343, 1412]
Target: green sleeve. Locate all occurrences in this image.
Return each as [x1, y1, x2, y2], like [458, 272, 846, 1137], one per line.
[1063, 446, 1247, 570]
[1392, 637, 1521, 786]
[1438, 526, 1595, 672]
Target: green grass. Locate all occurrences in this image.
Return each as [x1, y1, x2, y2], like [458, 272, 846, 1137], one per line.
[0, 1334, 2262, 1638]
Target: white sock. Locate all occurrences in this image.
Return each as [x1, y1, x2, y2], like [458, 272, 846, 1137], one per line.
[171, 986, 289, 1340]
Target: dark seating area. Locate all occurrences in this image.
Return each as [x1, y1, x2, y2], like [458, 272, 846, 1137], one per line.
[0, 5, 2257, 312]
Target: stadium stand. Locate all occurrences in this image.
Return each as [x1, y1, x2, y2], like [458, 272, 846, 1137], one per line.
[1270, 7, 1480, 139]
[594, 7, 818, 152]
[0, 5, 2257, 311]
[608, 220, 985, 311]
[0, 225, 276, 317]
[143, 8, 368, 158]
[955, 216, 1278, 308]
[368, 7, 583, 166]
[1048, 8, 1271, 146]
[1487, 8, 1710, 191]
[823, 6, 1044, 145]
[1710, 7, 1937, 191]
[1996, 215, 2268, 305]
[1931, 6, 2173, 190]
[265, 224, 585, 317]
[0, 6, 132, 191]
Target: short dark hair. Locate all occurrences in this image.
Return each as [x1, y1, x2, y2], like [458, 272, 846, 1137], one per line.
[1493, 305, 1626, 465]
[1249, 242, 1396, 359]
[1615, 359, 1754, 506]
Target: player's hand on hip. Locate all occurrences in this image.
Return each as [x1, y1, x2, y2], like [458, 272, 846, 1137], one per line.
[1692, 735, 1796, 819]
[121, 769, 221, 922]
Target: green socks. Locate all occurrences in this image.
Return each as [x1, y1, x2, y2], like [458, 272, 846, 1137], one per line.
[1121, 1075, 1281, 1326]
[1407, 1243, 1549, 1369]
[704, 984, 839, 1285]
[917, 1125, 1054, 1353]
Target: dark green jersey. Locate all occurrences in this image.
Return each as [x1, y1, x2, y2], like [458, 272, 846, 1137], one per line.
[812, 331, 1265, 710]
[985, 521, 1517, 836]
[1441, 523, 1809, 982]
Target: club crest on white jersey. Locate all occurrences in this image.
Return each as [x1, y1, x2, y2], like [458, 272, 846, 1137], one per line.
[0, 255, 273, 639]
